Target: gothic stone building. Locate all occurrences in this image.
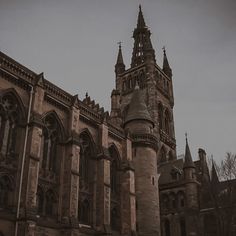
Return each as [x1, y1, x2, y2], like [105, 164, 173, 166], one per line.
[0, 6, 235, 236]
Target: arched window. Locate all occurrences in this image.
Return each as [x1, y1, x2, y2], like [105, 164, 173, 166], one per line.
[161, 194, 169, 211]
[165, 219, 171, 236]
[180, 218, 186, 236]
[111, 207, 119, 231]
[79, 132, 94, 187]
[78, 131, 95, 225]
[164, 110, 170, 135]
[41, 113, 62, 174]
[168, 152, 174, 161]
[36, 187, 44, 215]
[158, 103, 163, 130]
[160, 147, 167, 163]
[79, 199, 90, 225]
[45, 190, 57, 217]
[0, 176, 12, 208]
[169, 193, 177, 209]
[0, 92, 23, 158]
[109, 146, 120, 194]
[178, 192, 185, 208]
[109, 145, 121, 231]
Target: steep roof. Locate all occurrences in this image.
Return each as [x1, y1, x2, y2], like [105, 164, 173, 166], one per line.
[124, 84, 153, 126]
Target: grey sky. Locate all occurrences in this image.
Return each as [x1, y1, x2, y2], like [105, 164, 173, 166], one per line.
[0, 0, 235, 163]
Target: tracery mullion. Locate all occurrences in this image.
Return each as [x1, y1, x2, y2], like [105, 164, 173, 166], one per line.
[0, 116, 6, 151]
[49, 136, 57, 172]
[6, 122, 15, 155]
[1, 119, 10, 156]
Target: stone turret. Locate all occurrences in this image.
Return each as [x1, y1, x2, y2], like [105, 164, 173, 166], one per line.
[183, 135, 200, 236]
[124, 84, 160, 236]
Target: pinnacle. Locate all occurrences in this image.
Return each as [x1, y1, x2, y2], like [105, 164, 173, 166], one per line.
[137, 4, 146, 29]
[116, 43, 124, 65]
[183, 135, 195, 168]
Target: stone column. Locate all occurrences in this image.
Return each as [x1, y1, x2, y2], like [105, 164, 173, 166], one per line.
[23, 79, 45, 236]
[121, 135, 136, 235]
[61, 95, 81, 231]
[96, 121, 111, 235]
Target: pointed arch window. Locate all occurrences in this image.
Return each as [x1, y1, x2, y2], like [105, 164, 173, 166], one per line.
[177, 192, 185, 208]
[111, 207, 120, 231]
[45, 190, 57, 217]
[79, 132, 94, 187]
[164, 110, 170, 135]
[160, 147, 167, 163]
[164, 219, 171, 236]
[161, 194, 169, 210]
[79, 199, 90, 225]
[180, 218, 186, 236]
[0, 93, 22, 158]
[109, 145, 121, 231]
[36, 187, 44, 215]
[0, 176, 12, 209]
[41, 114, 62, 174]
[78, 131, 95, 225]
[158, 103, 163, 130]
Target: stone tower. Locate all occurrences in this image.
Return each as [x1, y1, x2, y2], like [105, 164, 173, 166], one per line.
[111, 5, 177, 164]
[123, 84, 160, 236]
[110, 6, 179, 235]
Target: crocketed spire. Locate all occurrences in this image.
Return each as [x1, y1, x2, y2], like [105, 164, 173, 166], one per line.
[137, 5, 146, 29]
[131, 5, 156, 67]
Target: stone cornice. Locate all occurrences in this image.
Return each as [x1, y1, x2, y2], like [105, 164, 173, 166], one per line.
[131, 133, 159, 151]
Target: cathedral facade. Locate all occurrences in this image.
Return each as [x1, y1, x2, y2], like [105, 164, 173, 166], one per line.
[0, 6, 234, 236]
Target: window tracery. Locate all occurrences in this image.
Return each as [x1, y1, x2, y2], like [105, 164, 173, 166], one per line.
[160, 147, 167, 163]
[41, 113, 62, 174]
[164, 219, 171, 236]
[109, 145, 121, 231]
[78, 131, 95, 225]
[158, 103, 163, 130]
[36, 188, 57, 217]
[0, 175, 12, 209]
[0, 93, 22, 158]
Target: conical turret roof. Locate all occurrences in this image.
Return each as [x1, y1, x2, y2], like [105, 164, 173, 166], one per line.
[124, 84, 153, 126]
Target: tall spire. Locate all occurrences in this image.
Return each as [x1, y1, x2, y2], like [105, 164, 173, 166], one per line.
[183, 134, 195, 168]
[115, 42, 125, 75]
[131, 5, 156, 67]
[137, 5, 146, 29]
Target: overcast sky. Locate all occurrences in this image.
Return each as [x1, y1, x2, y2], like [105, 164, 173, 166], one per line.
[0, 0, 235, 163]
